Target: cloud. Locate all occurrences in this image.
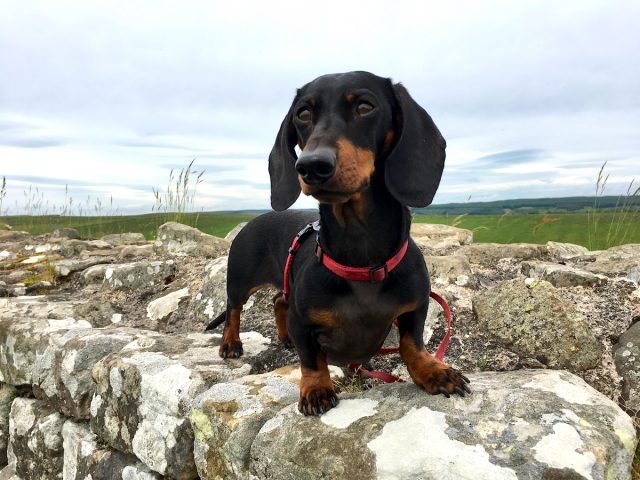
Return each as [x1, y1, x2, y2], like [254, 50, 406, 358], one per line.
[476, 149, 546, 166]
[0, 0, 638, 213]
[0, 138, 66, 148]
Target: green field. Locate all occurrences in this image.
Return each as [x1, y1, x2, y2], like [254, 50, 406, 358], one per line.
[413, 212, 640, 250]
[3, 210, 639, 251]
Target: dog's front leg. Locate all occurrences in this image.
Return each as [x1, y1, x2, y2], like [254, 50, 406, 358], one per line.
[288, 317, 339, 415]
[397, 305, 471, 397]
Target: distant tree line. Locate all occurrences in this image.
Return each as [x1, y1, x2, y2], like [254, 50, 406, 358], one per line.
[414, 196, 639, 216]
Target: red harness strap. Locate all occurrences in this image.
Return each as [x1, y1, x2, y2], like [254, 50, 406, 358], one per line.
[281, 221, 454, 383]
[282, 221, 320, 302]
[315, 240, 409, 282]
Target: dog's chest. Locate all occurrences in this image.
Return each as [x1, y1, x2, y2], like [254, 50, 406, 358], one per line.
[313, 283, 406, 363]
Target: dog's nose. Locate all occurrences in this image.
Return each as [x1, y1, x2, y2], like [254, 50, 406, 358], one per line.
[295, 149, 336, 185]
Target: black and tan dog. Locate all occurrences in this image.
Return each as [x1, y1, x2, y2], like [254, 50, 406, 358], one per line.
[207, 71, 470, 415]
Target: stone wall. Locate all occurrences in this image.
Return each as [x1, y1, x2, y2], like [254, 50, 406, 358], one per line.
[0, 221, 638, 479]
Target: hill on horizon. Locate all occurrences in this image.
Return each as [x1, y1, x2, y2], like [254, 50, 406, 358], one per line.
[219, 196, 638, 216]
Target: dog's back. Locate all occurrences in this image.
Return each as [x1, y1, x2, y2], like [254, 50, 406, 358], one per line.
[226, 210, 317, 307]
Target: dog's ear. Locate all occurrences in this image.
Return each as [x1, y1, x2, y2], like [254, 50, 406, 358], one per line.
[384, 83, 446, 208]
[268, 100, 301, 211]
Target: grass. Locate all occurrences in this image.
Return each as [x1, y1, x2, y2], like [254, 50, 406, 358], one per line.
[588, 162, 640, 250]
[1, 212, 256, 240]
[413, 211, 640, 249]
[3, 210, 640, 248]
[152, 159, 204, 226]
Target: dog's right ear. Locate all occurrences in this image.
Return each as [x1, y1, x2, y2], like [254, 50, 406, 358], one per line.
[268, 99, 301, 211]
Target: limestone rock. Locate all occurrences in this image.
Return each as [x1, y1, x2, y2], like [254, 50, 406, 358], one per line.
[411, 223, 472, 254]
[546, 241, 589, 259]
[155, 222, 229, 258]
[577, 244, 640, 281]
[193, 256, 276, 326]
[72, 300, 122, 328]
[424, 255, 474, 285]
[194, 256, 229, 323]
[90, 330, 269, 478]
[33, 327, 159, 419]
[0, 465, 20, 479]
[191, 365, 343, 480]
[62, 420, 161, 480]
[119, 244, 155, 260]
[411, 223, 473, 245]
[0, 232, 30, 244]
[458, 243, 548, 265]
[0, 384, 19, 466]
[0, 296, 81, 323]
[251, 370, 636, 480]
[9, 398, 65, 480]
[224, 222, 247, 242]
[0, 316, 92, 385]
[85, 260, 176, 290]
[614, 321, 640, 413]
[472, 279, 602, 370]
[57, 239, 113, 258]
[100, 233, 147, 246]
[146, 287, 190, 323]
[521, 261, 607, 287]
[50, 228, 81, 240]
[53, 258, 112, 278]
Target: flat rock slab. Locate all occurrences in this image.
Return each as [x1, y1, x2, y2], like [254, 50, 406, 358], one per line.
[546, 241, 589, 259]
[63, 420, 161, 480]
[53, 257, 112, 277]
[91, 330, 270, 478]
[458, 243, 549, 265]
[576, 244, 640, 280]
[155, 222, 229, 258]
[411, 223, 473, 245]
[473, 279, 602, 370]
[9, 398, 65, 480]
[251, 370, 636, 480]
[100, 233, 147, 246]
[0, 295, 80, 322]
[521, 261, 607, 287]
[81, 261, 176, 289]
[191, 364, 344, 480]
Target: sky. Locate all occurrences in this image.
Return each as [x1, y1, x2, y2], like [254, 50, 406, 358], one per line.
[1, 0, 639, 214]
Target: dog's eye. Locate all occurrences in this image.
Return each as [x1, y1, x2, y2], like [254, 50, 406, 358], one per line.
[297, 107, 312, 123]
[356, 101, 375, 116]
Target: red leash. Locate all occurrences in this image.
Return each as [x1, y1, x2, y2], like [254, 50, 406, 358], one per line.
[282, 222, 454, 383]
[347, 290, 453, 383]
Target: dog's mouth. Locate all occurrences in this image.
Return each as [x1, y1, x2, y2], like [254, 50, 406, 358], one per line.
[304, 183, 369, 204]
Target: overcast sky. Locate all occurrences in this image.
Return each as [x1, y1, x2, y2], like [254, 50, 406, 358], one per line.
[1, 0, 638, 214]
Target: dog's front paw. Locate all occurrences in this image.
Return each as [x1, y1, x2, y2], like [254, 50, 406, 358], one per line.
[219, 340, 243, 359]
[298, 386, 339, 416]
[410, 359, 471, 398]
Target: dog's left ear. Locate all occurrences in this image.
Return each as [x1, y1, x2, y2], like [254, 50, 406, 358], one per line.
[268, 100, 301, 211]
[384, 83, 446, 208]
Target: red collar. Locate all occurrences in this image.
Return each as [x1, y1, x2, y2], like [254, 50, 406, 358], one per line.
[314, 240, 409, 282]
[282, 221, 408, 302]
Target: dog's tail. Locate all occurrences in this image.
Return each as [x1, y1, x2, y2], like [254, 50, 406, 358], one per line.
[205, 310, 226, 331]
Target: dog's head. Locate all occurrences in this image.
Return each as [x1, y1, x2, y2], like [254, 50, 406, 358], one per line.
[268, 71, 446, 210]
